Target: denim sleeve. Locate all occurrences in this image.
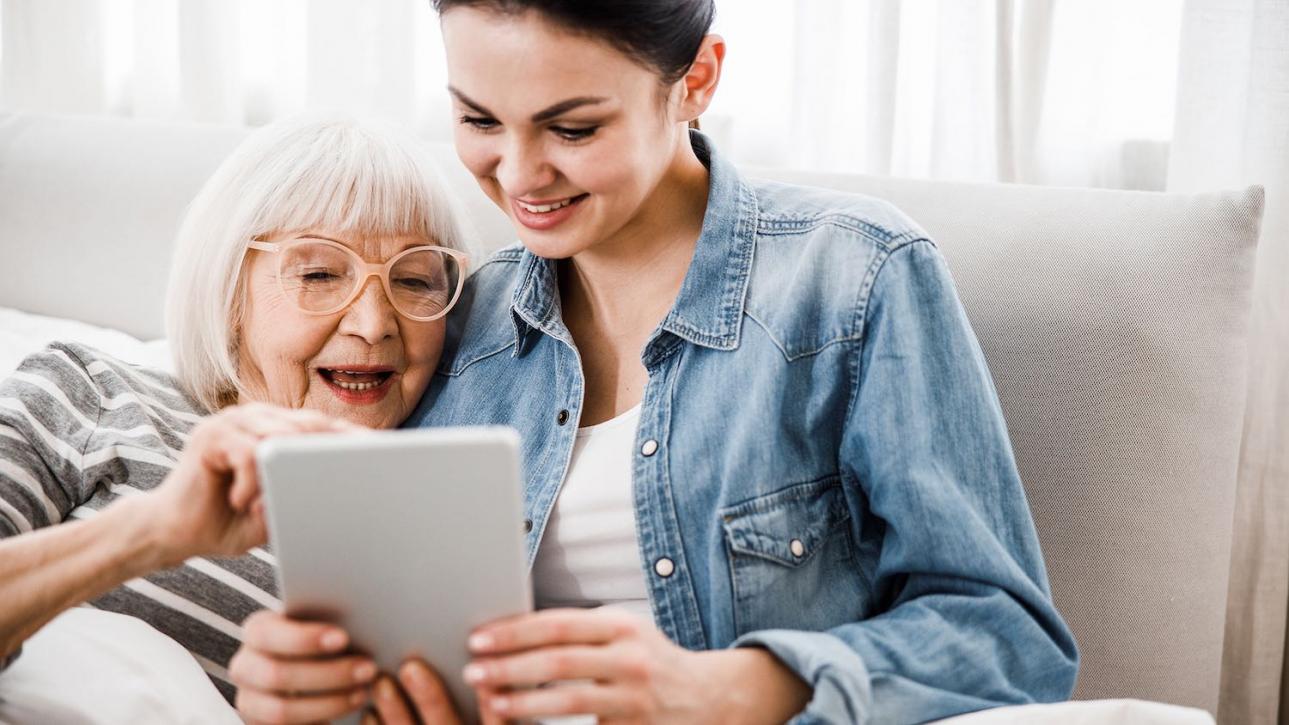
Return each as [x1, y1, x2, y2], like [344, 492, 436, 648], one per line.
[734, 240, 1078, 724]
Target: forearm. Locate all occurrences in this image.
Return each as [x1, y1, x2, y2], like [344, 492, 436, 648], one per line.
[0, 495, 173, 659]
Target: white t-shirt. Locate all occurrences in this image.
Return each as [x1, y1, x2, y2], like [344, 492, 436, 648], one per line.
[531, 404, 652, 621]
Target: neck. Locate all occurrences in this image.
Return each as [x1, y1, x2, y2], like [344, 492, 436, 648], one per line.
[559, 129, 710, 333]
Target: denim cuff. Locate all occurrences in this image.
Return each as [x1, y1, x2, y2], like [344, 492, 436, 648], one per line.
[733, 628, 872, 725]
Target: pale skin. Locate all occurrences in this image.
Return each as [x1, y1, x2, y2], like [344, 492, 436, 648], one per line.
[231, 7, 813, 725]
[0, 229, 446, 716]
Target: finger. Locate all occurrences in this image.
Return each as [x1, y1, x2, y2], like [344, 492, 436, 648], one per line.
[477, 687, 508, 725]
[242, 610, 351, 657]
[371, 676, 417, 725]
[465, 646, 633, 689]
[228, 646, 377, 694]
[236, 685, 368, 724]
[190, 421, 261, 510]
[486, 683, 640, 720]
[469, 608, 639, 655]
[228, 434, 262, 511]
[398, 659, 463, 723]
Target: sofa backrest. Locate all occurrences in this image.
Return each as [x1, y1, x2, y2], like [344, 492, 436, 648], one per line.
[0, 112, 1262, 714]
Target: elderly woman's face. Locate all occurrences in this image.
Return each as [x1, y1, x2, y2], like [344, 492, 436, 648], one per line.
[235, 231, 446, 429]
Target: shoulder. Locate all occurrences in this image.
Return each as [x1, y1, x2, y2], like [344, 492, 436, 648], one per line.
[4, 341, 205, 425]
[749, 177, 929, 248]
[740, 178, 940, 357]
[438, 245, 526, 376]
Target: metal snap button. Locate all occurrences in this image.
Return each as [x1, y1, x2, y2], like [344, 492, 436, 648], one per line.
[654, 557, 675, 577]
[641, 439, 659, 457]
[790, 539, 805, 558]
[556, 409, 570, 426]
[524, 518, 534, 533]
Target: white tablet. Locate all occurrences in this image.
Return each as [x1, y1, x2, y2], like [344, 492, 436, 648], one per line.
[256, 426, 532, 723]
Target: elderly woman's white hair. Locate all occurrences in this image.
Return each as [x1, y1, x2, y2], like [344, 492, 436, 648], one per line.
[164, 115, 471, 411]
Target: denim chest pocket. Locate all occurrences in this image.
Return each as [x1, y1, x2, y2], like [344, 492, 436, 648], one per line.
[720, 477, 869, 636]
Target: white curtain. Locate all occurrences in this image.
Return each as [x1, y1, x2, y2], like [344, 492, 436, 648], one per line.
[1168, 2, 1289, 724]
[2, 0, 1184, 191]
[707, 0, 1182, 189]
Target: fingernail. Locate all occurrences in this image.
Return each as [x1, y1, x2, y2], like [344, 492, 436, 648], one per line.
[378, 677, 398, 702]
[490, 696, 510, 713]
[322, 630, 347, 651]
[462, 663, 486, 685]
[468, 632, 494, 651]
[350, 688, 369, 706]
[353, 661, 377, 683]
[400, 660, 426, 686]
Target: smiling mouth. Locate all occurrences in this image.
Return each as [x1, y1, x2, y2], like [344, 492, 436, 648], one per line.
[318, 368, 395, 391]
[515, 194, 589, 214]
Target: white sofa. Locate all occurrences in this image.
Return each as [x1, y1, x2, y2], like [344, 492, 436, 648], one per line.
[0, 111, 1261, 723]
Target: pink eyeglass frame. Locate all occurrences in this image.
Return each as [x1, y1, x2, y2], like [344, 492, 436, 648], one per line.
[246, 237, 470, 322]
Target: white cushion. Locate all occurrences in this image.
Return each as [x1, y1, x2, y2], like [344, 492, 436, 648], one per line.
[0, 307, 171, 376]
[0, 608, 239, 725]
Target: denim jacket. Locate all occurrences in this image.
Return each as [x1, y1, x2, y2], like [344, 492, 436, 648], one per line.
[407, 132, 1078, 724]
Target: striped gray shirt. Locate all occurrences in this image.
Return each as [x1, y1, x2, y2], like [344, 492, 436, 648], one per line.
[0, 342, 279, 703]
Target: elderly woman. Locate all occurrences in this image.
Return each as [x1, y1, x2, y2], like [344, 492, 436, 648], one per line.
[0, 115, 468, 705]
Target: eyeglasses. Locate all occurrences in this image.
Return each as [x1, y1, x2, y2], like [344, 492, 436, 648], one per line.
[247, 237, 469, 322]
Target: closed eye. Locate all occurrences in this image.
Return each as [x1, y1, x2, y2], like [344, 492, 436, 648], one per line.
[550, 125, 598, 142]
[459, 114, 500, 131]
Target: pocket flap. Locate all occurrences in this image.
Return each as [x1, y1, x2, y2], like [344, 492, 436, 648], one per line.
[720, 478, 851, 567]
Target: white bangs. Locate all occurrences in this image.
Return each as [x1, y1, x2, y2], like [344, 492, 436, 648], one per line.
[236, 117, 464, 247]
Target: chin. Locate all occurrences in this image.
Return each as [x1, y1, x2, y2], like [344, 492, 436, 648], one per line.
[514, 227, 596, 260]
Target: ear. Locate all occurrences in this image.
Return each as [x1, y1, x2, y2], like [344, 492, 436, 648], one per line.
[676, 34, 726, 123]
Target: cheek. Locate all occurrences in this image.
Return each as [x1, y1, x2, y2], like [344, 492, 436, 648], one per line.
[456, 131, 498, 182]
[243, 290, 336, 388]
[401, 322, 447, 391]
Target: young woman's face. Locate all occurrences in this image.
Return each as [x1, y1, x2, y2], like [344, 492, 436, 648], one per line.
[440, 8, 690, 259]
[236, 231, 446, 429]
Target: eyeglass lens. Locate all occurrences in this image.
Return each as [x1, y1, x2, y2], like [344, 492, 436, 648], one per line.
[277, 242, 460, 319]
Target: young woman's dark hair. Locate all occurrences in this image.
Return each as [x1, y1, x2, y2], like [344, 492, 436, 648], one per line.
[429, 0, 716, 85]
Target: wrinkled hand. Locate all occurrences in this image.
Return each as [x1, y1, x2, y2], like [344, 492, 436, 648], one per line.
[142, 402, 359, 565]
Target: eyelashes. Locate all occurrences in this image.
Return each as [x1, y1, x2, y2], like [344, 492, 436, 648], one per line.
[457, 115, 599, 143]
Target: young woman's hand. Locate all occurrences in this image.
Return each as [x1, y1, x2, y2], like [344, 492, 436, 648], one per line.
[449, 608, 812, 724]
[140, 403, 359, 566]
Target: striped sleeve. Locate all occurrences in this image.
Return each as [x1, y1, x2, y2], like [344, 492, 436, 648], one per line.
[0, 344, 104, 537]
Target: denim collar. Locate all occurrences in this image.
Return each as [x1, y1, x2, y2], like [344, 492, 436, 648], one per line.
[509, 130, 756, 353]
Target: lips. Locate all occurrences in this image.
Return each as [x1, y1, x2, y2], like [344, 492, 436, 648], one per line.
[317, 367, 396, 404]
[510, 193, 589, 231]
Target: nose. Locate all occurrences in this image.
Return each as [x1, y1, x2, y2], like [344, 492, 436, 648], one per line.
[337, 276, 398, 344]
[495, 136, 557, 200]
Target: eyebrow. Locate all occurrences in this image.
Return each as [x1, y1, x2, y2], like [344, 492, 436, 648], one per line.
[449, 86, 609, 123]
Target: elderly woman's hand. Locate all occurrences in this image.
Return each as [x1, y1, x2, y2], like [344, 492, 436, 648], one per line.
[140, 402, 359, 567]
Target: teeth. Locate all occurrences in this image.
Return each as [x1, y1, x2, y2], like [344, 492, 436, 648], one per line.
[332, 380, 381, 391]
[519, 197, 576, 214]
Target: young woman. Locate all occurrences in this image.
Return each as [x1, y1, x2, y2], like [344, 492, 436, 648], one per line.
[231, 3, 1078, 723]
